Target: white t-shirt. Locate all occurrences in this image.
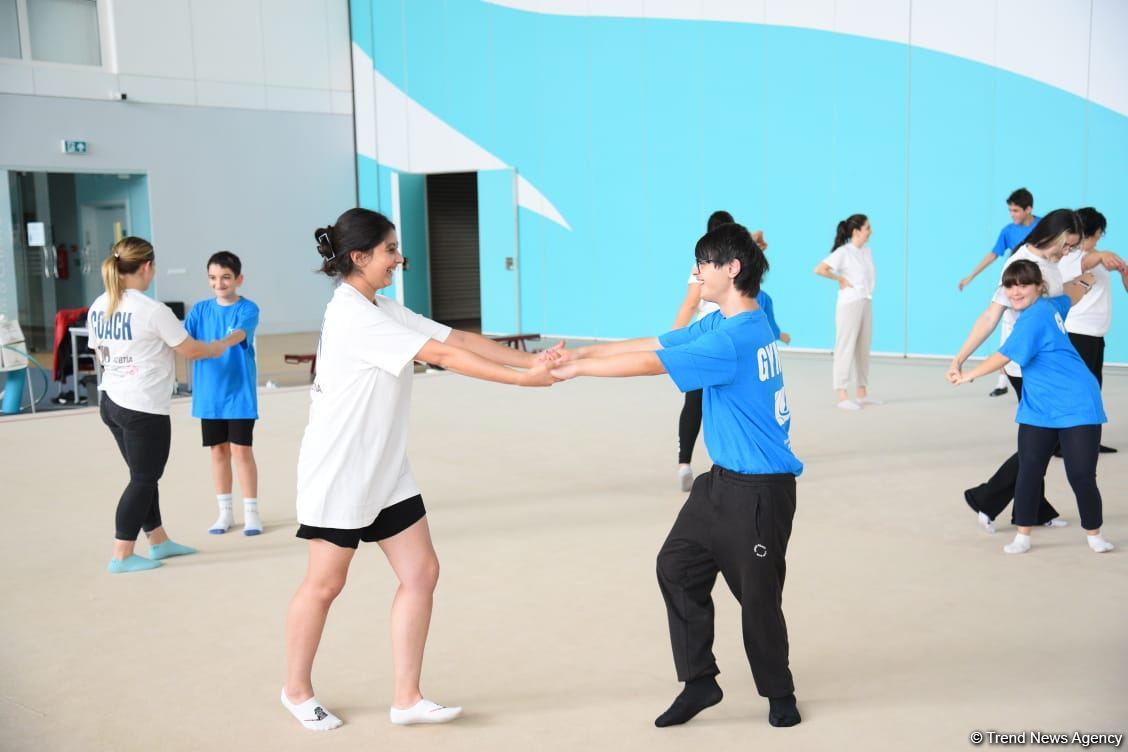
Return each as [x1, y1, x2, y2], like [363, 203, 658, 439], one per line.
[687, 271, 720, 319]
[821, 243, 876, 304]
[87, 289, 189, 415]
[992, 245, 1064, 377]
[296, 284, 452, 529]
[1057, 252, 1111, 337]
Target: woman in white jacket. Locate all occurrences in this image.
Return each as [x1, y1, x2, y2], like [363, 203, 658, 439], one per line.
[814, 214, 879, 410]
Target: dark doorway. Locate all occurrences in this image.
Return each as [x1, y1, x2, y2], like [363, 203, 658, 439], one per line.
[425, 172, 480, 330]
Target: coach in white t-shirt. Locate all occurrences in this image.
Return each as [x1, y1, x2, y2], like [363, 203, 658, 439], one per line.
[88, 237, 242, 575]
[282, 208, 556, 733]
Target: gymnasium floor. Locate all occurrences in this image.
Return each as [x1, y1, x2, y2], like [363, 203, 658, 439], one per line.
[2, 353, 1125, 752]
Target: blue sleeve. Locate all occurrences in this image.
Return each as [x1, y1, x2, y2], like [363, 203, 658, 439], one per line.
[999, 310, 1045, 368]
[655, 329, 738, 393]
[235, 300, 259, 348]
[184, 301, 202, 337]
[991, 227, 1010, 257]
[1048, 295, 1071, 317]
[658, 311, 718, 349]
[757, 291, 781, 340]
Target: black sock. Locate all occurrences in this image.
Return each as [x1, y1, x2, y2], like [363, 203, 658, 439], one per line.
[654, 676, 723, 728]
[768, 693, 801, 727]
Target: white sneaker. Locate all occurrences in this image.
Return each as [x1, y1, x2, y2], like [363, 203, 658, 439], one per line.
[390, 699, 462, 726]
[1087, 535, 1114, 553]
[837, 399, 862, 411]
[858, 397, 883, 406]
[677, 465, 693, 492]
[1003, 534, 1031, 555]
[978, 512, 996, 534]
[1043, 518, 1069, 528]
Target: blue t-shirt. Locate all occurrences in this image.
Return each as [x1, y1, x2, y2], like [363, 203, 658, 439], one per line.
[657, 308, 803, 476]
[992, 217, 1039, 257]
[757, 290, 782, 340]
[999, 296, 1105, 428]
[185, 297, 259, 420]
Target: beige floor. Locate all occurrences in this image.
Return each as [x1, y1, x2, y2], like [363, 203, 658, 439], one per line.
[1, 354, 1125, 752]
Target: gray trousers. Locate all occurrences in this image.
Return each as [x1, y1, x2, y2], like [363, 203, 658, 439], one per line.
[833, 298, 872, 391]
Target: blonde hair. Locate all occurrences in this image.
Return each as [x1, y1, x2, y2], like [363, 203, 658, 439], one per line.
[101, 237, 154, 316]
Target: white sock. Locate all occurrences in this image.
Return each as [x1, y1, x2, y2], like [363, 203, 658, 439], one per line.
[978, 512, 996, 534]
[389, 698, 462, 726]
[1004, 533, 1031, 555]
[1043, 518, 1069, 528]
[280, 688, 342, 731]
[1087, 534, 1115, 553]
[837, 399, 861, 411]
[996, 373, 1008, 389]
[210, 494, 234, 533]
[243, 498, 262, 534]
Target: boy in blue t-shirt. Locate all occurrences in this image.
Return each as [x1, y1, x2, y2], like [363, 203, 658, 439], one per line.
[950, 259, 1113, 556]
[547, 223, 803, 729]
[185, 251, 261, 535]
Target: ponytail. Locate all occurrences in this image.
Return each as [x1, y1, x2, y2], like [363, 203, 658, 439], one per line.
[101, 237, 154, 316]
[829, 214, 868, 254]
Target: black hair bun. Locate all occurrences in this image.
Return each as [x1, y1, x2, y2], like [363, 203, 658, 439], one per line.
[314, 226, 335, 260]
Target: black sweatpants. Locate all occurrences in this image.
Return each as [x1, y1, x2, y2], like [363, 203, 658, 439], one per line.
[100, 394, 171, 540]
[1067, 332, 1104, 387]
[1015, 424, 1103, 530]
[965, 374, 1059, 524]
[656, 466, 796, 698]
[677, 389, 703, 464]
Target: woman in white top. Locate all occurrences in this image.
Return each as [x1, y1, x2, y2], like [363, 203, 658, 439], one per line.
[1060, 207, 1128, 454]
[88, 237, 241, 574]
[282, 208, 556, 732]
[814, 214, 878, 410]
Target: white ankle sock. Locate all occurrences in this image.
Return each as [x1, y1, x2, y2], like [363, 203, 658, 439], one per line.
[389, 699, 462, 726]
[280, 688, 342, 731]
[837, 399, 861, 411]
[1004, 533, 1031, 555]
[1043, 518, 1069, 528]
[243, 498, 262, 535]
[1087, 534, 1114, 553]
[210, 494, 234, 533]
[978, 512, 996, 534]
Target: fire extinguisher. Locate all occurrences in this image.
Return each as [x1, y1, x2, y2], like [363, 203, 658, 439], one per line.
[56, 244, 70, 280]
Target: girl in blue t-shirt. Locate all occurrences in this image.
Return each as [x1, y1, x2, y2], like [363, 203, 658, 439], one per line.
[949, 260, 1113, 555]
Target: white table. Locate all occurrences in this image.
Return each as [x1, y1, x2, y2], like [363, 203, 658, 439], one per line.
[68, 326, 101, 405]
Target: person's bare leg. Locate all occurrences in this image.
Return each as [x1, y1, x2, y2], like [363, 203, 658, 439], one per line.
[209, 443, 235, 533]
[231, 444, 261, 533]
[284, 540, 354, 704]
[379, 517, 440, 709]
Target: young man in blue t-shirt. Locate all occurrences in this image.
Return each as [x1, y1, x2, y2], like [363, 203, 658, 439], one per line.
[958, 187, 1040, 397]
[185, 251, 261, 535]
[548, 223, 803, 729]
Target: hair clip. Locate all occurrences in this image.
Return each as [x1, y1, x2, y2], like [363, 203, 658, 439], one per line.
[317, 231, 336, 261]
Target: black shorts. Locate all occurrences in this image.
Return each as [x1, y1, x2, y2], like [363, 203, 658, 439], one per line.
[201, 419, 256, 447]
[296, 495, 426, 549]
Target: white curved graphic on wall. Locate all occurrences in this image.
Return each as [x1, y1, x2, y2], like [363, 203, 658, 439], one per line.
[352, 43, 571, 230]
[484, 0, 1128, 119]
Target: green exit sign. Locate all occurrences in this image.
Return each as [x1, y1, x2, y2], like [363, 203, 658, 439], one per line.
[62, 140, 88, 154]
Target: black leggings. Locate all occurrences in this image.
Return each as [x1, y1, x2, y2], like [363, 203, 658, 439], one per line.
[1067, 332, 1104, 387]
[1015, 424, 1103, 530]
[100, 394, 171, 540]
[965, 374, 1059, 524]
[678, 389, 703, 465]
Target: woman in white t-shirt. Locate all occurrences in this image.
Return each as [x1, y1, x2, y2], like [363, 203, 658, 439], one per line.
[281, 209, 556, 732]
[88, 237, 242, 574]
[1060, 207, 1128, 454]
[814, 214, 878, 410]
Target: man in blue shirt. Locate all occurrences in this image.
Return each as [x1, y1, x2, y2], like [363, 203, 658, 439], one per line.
[549, 223, 803, 729]
[957, 188, 1040, 397]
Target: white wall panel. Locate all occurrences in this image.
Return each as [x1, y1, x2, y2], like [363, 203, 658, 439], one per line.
[1086, 0, 1128, 114]
[0, 60, 35, 94]
[190, 0, 265, 84]
[263, 0, 330, 90]
[327, 0, 352, 91]
[835, 0, 909, 44]
[595, 0, 643, 18]
[31, 66, 118, 99]
[764, 0, 835, 33]
[331, 89, 352, 114]
[910, 0, 995, 67]
[995, 0, 1089, 97]
[700, 0, 765, 24]
[117, 73, 196, 105]
[196, 80, 267, 109]
[113, 0, 195, 79]
[266, 85, 332, 113]
[644, 0, 701, 21]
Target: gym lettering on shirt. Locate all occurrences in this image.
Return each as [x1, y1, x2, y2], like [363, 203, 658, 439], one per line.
[757, 341, 782, 381]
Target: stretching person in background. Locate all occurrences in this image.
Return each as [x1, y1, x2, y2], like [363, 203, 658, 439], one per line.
[958, 188, 1040, 397]
[549, 222, 804, 729]
[1058, 208, 1128, 454]
[814, 214, 879, 410]
[672, 210, 789, 490]
[282, 209, 555, 732]
[89, 237, 241, 574]
[950, 260, 1113, 555]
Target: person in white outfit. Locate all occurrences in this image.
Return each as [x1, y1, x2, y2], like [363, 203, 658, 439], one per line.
[281, 208, 556, 732]
[814, 214, 879, 410]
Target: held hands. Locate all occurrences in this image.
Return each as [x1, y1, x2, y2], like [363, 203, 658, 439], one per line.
[780, 332, 792, 345]
[1096, 251, 1127, 272]
[945, 358, 963, 384]
[521, 358, 559, 387]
